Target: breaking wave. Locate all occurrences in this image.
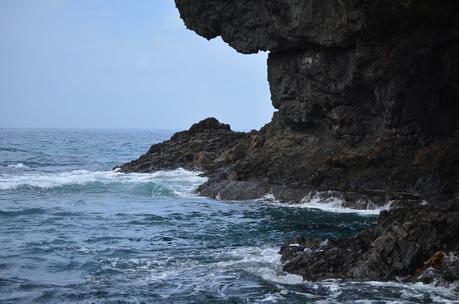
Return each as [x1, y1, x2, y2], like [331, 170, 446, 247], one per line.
[0, 168, 207, 197]
[260, 192, 391, 216]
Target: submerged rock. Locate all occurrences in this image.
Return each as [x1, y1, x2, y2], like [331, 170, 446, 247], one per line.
[119, 0, 459, 284]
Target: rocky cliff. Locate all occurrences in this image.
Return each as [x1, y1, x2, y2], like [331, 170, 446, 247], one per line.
[119, 0, 459, 283]
[172, 0, 459, 200]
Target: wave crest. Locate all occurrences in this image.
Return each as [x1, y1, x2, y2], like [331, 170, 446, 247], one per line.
[260, 192, 391, 215]
[0, 168, 207, 197]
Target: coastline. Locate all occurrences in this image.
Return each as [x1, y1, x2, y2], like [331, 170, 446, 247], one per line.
[117, 120, 459, 286]
[119, 0, 459, 289]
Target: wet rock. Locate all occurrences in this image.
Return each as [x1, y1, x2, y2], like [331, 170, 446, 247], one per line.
[199, 179, 269, 201]
[280, 199, 459, 282]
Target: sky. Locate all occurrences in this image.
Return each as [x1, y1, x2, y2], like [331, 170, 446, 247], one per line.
[0, 0, 273, 131]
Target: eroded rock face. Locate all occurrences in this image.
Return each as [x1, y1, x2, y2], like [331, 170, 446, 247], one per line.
[179, 1, 458, 134]
[123, 0, 459, 199]
[171, 0, 459, 198]
[175, 0, 459, 139]
[175, 0, 364, 54]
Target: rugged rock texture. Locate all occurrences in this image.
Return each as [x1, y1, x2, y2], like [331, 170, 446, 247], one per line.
[169, 0, 459, 200]
[280, 198, 459, 283]
[118, 118, 247, 174]
[120, 0, 459, 283]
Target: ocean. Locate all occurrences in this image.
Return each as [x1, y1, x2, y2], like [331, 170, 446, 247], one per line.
[0, 129, 457, 303]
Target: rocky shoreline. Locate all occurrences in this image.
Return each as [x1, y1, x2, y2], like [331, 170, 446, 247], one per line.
[280, 198, 459, 284]
[119, 0, 459, 286]
[118, 118, 459, 285]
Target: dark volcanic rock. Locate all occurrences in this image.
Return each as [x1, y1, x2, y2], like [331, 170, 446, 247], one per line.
[117, 117, 248, 174]
[280, 198, 459, 282]
[121, 1, 459, 201]
[171, 0, 459, 199]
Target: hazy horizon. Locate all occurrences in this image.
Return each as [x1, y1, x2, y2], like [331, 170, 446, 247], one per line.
[0, 0, 273, 131]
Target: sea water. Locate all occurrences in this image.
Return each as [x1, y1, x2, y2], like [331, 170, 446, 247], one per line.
[0, 129, 457, 303]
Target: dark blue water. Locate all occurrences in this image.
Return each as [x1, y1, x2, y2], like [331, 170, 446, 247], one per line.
[1, 129, 457, 303]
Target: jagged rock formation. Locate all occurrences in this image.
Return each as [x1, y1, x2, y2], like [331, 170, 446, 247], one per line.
[169, 0, 459, 200]
[118, 118, 247, 174]
[120, 0, 459, 282]
[280, 198, 459, 282]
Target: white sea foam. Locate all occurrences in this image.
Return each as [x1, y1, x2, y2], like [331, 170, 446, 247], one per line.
[261, 193, 279, 203]
[6, 163, 29, 169]
[311, 279, 459, 303]
[92, 245, 458, 303]
[359, 280, 459, 303]
[216, 247, 304, 285]
[260, 192, 391, 215]
[216, 247, 458, 302]
[0, 168, 207, 196]
[296, 194, 390, 215]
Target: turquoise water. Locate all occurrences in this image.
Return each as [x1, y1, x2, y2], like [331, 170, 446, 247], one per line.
[0, 129, 457, 303]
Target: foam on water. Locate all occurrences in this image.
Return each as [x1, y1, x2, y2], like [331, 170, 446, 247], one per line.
[105, 245, 459, 303]
[2, 129, 458, 303]
[0, 168, 207, 197]
[260, 193, 390, 216]
[217, 246, 305, 285]
[6, 163, 29, 169]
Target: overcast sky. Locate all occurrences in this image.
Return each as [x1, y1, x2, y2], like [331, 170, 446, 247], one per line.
[0, 0, 272, 130]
